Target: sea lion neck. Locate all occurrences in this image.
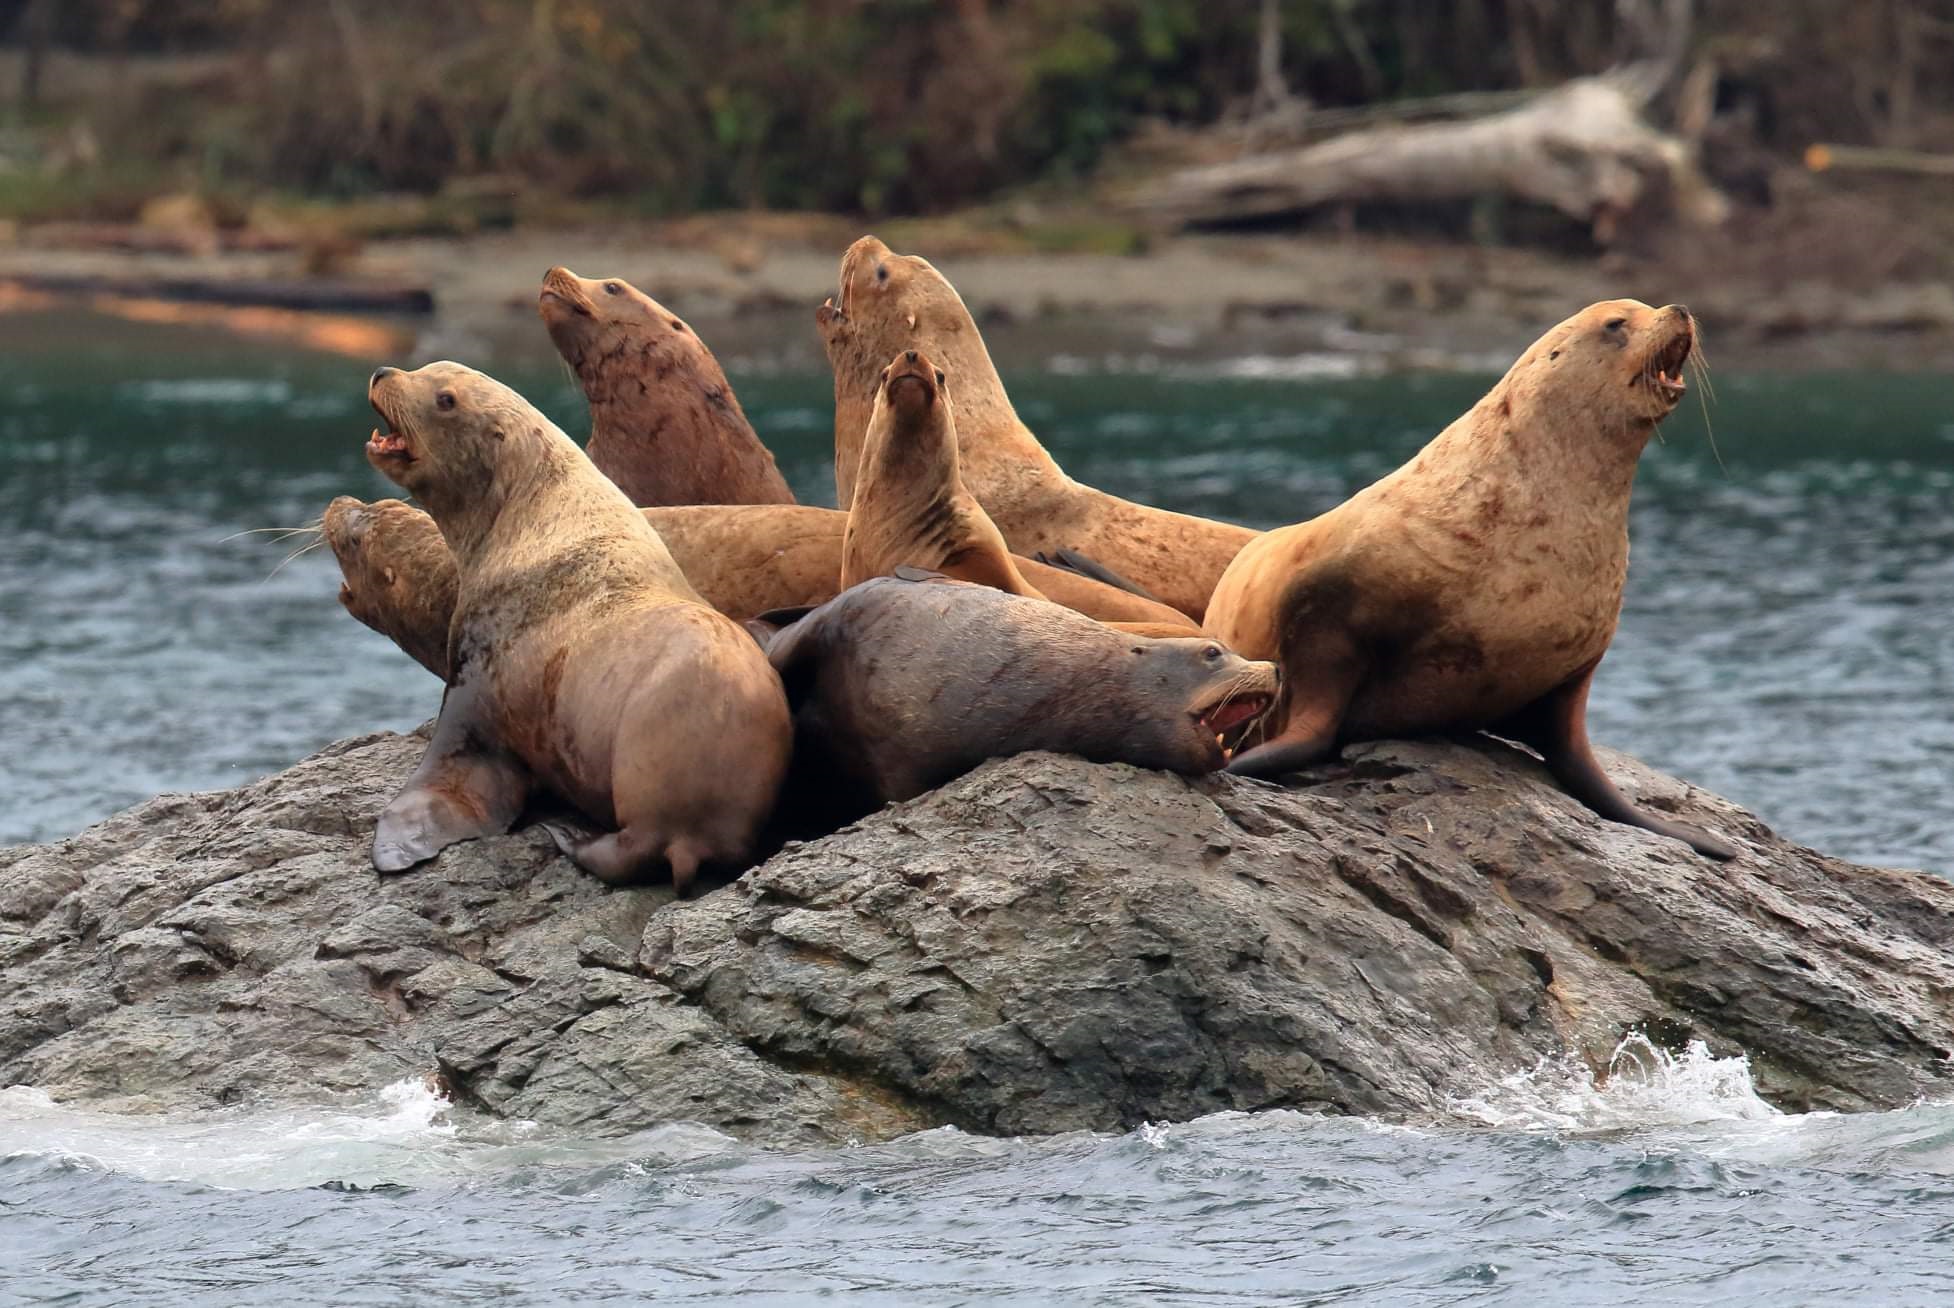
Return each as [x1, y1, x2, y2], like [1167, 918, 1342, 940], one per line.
[426, 427, 585, 571]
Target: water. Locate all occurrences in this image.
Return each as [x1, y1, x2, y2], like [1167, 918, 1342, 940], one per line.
[5, 1043, 1954, 1306]
[1, 307, 1952, 1304]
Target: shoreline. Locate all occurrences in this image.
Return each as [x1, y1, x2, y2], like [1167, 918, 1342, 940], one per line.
[4, 222, 1953, 375]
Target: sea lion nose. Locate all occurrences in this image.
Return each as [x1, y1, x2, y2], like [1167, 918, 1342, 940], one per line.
[370, 366, 397, 388]
[905, 350, 918, 363]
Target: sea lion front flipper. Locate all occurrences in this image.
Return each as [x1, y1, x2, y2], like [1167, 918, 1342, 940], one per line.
[1034, 548, 1165, 604]
[1226, 621, 1365, 778]
[373, 678, 530, 873]
[1497, 660, 1739, 861]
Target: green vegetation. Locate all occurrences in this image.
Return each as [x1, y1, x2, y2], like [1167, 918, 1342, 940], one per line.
[1, 0, 1948, 221]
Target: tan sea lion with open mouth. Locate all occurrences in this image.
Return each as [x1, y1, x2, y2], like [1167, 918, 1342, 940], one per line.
[817, 235, 1258, 620]
[539, 265, 795, 506]
[767, 569, 1277, 824]
[1205, 300, 1737, 859]
[362, 361, 791, 890]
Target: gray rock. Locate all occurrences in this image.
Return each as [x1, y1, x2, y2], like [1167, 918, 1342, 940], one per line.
[2, 728, 1950, 1142]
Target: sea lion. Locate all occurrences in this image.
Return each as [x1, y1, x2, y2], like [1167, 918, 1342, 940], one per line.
[842, 347, 1041, 598]
[538, 265, 795, 506]
[767, 569, 1277, 823]
[816, 235, 1259, 619]
[1204, 300, 1737, 859]
[323, 495, 455, 680]
[362, 360, 791, 890]
[324, 495, 1196, 681]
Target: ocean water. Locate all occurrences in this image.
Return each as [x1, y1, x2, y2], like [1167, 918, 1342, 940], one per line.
[6, 1040, 1954, 1306]
[1, 307, 1952, 1305]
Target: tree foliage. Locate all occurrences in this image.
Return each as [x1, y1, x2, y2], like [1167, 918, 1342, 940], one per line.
[13, 0, 1954, 214]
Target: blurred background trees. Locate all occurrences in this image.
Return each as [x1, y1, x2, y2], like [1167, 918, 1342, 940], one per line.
[2, 0, 1951, 218]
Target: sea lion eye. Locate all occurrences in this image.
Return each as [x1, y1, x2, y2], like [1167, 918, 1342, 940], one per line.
[1203, 644, 1223, 661]
[1605, 317, 1627, 331]
[604, 282, 622, 295]
[876, 264, 888, 283]
[436, 391, 456, 411]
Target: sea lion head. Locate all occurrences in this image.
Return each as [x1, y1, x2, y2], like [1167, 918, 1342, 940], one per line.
[321, 494, 455, 680]
[538, 267, 701, 403]
[366, 361, 551, 509]
[1508, 299, 1696, 427]
[876, 348, 949, 423]
[816, 235, 967, 349]
[1125, 637, 1280, 771]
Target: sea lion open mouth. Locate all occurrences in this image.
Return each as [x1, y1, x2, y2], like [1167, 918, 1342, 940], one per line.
[366, 400, 414, 464]
[1646, 326, 1693, 403]
[1197, 690, 1275, 756]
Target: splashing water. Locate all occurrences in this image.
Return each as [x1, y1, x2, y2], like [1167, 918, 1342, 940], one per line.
[1450, 1034, 1782, 1134]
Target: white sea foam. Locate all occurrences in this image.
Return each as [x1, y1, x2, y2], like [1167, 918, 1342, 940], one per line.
[1449, 1033, 1782, 1133]
[0, 1080, 742, 1191]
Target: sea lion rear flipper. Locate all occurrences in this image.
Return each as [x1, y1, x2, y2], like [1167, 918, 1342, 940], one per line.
[1499, 661, 1739, 861]
[1033, 548, 1163, 604]
[373, 678, 530, 873]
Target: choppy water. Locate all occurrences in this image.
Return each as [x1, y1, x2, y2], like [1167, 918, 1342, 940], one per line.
[6, 1042, 1954, 1306]
[1, 308, 1952, 1305]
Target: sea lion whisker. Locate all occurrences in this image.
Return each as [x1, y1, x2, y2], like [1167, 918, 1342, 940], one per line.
[263, 535, 329, 581]
[220, 522, 323, 544]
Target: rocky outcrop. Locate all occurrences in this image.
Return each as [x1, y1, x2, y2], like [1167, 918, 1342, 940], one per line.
[3, 728, 1950, 1143]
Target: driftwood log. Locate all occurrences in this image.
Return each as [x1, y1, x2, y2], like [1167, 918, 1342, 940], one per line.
[1133, 75, 1729, 243]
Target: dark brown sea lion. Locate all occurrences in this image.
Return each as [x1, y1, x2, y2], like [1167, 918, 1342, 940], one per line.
[362, 361, 791, 890]
[842, 347, 1042, 598]
[816, 235, 1259, 620]
[324, 497, 1195, 679]
[538, 265, 795, 506]
[767, 570, 1277, 823]
[1204, 300, 1737, 859]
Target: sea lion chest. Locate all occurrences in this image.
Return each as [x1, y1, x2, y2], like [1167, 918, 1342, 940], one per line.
[1345, 463, 1631, 736]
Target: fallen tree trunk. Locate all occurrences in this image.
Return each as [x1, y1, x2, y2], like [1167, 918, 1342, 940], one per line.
[1133, 75, 1728, 242]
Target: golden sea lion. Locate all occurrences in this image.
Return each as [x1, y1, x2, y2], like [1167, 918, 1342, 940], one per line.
[538, 265, 795, 506]
[841, 348, 1042, 598]
[816, 235, 1258, 619]
[1204, 300, 1737, 859]
[362, 361, 791, 891]
[768, 570, 1277, 824]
